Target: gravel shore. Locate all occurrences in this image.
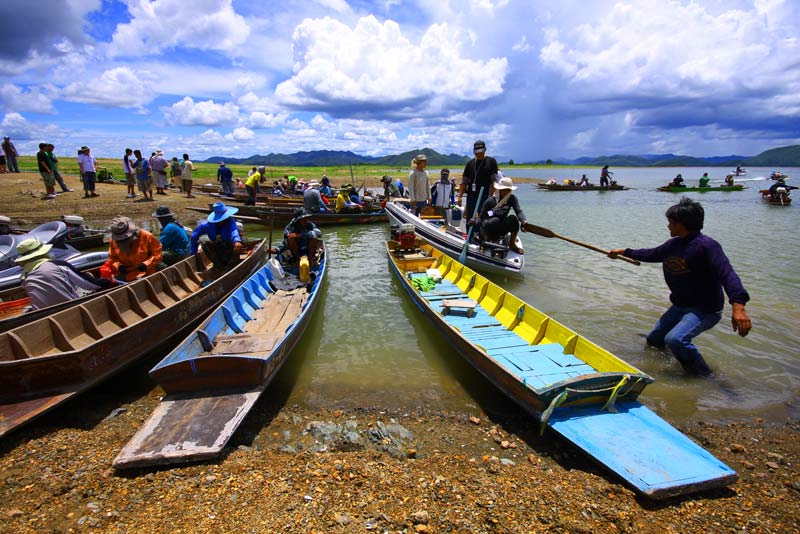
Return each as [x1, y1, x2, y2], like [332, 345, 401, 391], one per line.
[2, 172, 798, 533]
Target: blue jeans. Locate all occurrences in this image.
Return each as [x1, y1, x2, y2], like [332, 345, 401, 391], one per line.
[221, 180, 234, 196]
[647, 305, 721, 375]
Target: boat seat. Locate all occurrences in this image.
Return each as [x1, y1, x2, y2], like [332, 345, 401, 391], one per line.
[490, 343, 597, 389]
[440, 299, 477, 317]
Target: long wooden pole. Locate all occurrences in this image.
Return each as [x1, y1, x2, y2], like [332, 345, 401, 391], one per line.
[522, 223, 640, 266]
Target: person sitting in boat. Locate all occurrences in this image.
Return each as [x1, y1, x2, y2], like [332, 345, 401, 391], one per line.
[768, 178, 796, 199]
[319, 176, 333, 197]
[476, 177, 527, 254]
[724, 174, 735, 186]
[190, 201, 243, 272]
[579, 175, 590, 187]
[304, 180, 330, 214]
[395, 178, 407, 198]
[671, 174, 685, 187]
[335, 184, 362, 213]
[736, 164, 744, 174]
[108, 217, 163, 282]
[431, 168, 455, 216]
[381, 175, 401, 199]
[153, 205, 190, 266]
[272, 180, 285, 196]
[770, 171, 784, 180]
[698, 173, 710, 188]
[14, 238, 108, 310]
[274, 208, 322, 266]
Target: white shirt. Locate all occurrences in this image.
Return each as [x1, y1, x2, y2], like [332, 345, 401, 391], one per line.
[77, 153, 97, 173]
[183, 160, 194, 181]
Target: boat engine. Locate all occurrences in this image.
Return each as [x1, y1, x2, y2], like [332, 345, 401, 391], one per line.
[397, 223, 417, 250]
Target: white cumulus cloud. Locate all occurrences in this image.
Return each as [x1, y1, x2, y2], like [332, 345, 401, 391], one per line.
[164, 96, 240, 126]
[108, 0, 249, 58]
[0, 84, 56, 114]
[61, 67, 156, 109]
[274, 15, 508, 117]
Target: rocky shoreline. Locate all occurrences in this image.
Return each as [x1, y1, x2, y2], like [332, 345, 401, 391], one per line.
[2, 368, 798, 533]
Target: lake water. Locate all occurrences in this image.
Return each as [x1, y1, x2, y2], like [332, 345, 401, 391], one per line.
[259, 167, 800, 424]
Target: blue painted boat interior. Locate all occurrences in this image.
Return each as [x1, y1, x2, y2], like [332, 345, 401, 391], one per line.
[411, 273, 597, 391]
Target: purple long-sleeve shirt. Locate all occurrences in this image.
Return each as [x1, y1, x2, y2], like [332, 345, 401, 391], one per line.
[624, 232, 749, 312]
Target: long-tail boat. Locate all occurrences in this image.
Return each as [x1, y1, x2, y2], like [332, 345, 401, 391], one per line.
[537, 183, 627, 191]
[657, 184, 746, 192]
[0, 241, 266, 438]
[114, 247, 326, 468]
[385, 201, 524, 276]
[387, 237, 737, 499]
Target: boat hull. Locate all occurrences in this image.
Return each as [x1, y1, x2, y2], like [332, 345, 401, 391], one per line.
[114, 250, 327, 468]
[0, 241, 266, 437]
[385, 201, 524, 276]
[537, 184, 627, 191]
[657, 185, 745, 192]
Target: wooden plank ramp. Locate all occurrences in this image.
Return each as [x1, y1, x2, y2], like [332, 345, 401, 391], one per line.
[113, 289, 307, 469]
[547, 401, 738, 499]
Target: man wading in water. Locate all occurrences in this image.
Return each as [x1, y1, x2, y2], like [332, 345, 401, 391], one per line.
[609, 197, 752, 377]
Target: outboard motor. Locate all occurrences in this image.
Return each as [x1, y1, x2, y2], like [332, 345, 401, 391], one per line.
[397, 223, 417, 251]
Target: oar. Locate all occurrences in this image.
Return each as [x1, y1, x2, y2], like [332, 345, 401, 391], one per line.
[522, 223, 641, 266]
[267, 210, 274, 259]
[458, 187, 485, 264]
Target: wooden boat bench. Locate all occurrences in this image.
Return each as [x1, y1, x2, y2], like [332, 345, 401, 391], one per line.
[441, 299, 477, 318]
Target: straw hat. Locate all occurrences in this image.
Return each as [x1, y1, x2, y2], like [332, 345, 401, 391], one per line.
[109, 216, 137, 241]
[15, 238, 53, 264]
[152, 205, 176, 219]
[494, 176, 517, 191]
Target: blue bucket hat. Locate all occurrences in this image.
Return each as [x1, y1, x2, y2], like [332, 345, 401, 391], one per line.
[208, 201, 238, 223]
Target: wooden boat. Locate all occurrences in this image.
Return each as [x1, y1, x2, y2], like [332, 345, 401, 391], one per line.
[385, 201, 524, 276]
[759, 190, 792, 205]
[387, 238, 737, 498]
[188, 205, 388, 227]
[657, 184, 746, 192]
[114, 248, 327, 468]
[0, 240, 266, 438]
[0, 252, 112, 333]
[64, 229, 106, 251]
[537, 183, 627, 191]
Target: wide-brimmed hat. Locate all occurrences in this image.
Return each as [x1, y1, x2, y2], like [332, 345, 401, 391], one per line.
[156, 149, 164, 156]
[14, 238, 52, 264]
[152, 205, 176, 219]
[109, 216, 137, 241]
[473, 140, 486, 154]
[219, 161, 226, 166]
[80, 145, 90, 151]
[208, 201, 238, 223]
[380, 175, 392, 183]
[494, 177, 517, 191]
[415, 154, 427, 161]
[292, 208, 311, 220]
[307, 180, 320, 188]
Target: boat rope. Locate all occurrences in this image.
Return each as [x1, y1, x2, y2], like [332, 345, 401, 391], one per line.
[539, 390, 568, 434]
[601, 374, 630, 413]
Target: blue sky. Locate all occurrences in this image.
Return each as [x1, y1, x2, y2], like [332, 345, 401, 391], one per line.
[1, 0, 798, 161]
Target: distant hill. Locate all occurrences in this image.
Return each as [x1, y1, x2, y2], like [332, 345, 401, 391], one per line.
[551, 145, 799, 167]
[744, 145, 800, 167]
[203, 148, 468, 167]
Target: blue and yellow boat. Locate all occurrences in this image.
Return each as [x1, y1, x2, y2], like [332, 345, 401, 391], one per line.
[388, 237, 737, 499]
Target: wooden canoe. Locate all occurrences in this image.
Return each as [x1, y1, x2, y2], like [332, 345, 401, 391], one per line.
[759, 190, 793, 205]
[114, 247, 327, 468]
[537, 183, 628, 191]
[657, 185, 746, 192]
[0, 240, 267, 438]
[388, 238, 737, 498]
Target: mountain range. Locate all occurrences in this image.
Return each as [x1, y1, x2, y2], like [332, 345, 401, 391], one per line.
[203, 144, 800, 167]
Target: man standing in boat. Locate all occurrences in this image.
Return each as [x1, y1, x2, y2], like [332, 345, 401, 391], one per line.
[458, 140, 499, 221]
[599, 165, 612, 188]
[609, 197, 752, 377]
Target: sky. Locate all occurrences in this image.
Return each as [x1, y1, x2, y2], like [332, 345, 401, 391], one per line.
[1, 0, 798, 162]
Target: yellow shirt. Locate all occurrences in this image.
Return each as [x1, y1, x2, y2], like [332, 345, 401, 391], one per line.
[245, 172, 261, 188]
[335, 192, 347, 213]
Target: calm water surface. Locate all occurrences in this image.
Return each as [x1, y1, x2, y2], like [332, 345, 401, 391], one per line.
[263, 167, 799, 424]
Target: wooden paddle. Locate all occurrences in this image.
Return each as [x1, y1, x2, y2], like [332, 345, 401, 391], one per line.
[522, 223, 641, 266]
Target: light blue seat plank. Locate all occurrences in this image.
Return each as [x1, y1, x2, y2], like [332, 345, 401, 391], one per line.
[535, 343, 591, 367]
[548, 401, 737, 498]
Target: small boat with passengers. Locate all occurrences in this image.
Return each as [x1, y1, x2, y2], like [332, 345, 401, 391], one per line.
[387, 237, 737, 498]
[0, 240, 266, 438]
[384, 201, 524, 277]
[114, 245, 327, 468]
[537, 182, 627, 191]
[657, 184, 746, 192]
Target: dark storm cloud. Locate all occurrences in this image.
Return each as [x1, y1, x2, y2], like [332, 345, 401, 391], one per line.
[0, 0, 88, 62]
